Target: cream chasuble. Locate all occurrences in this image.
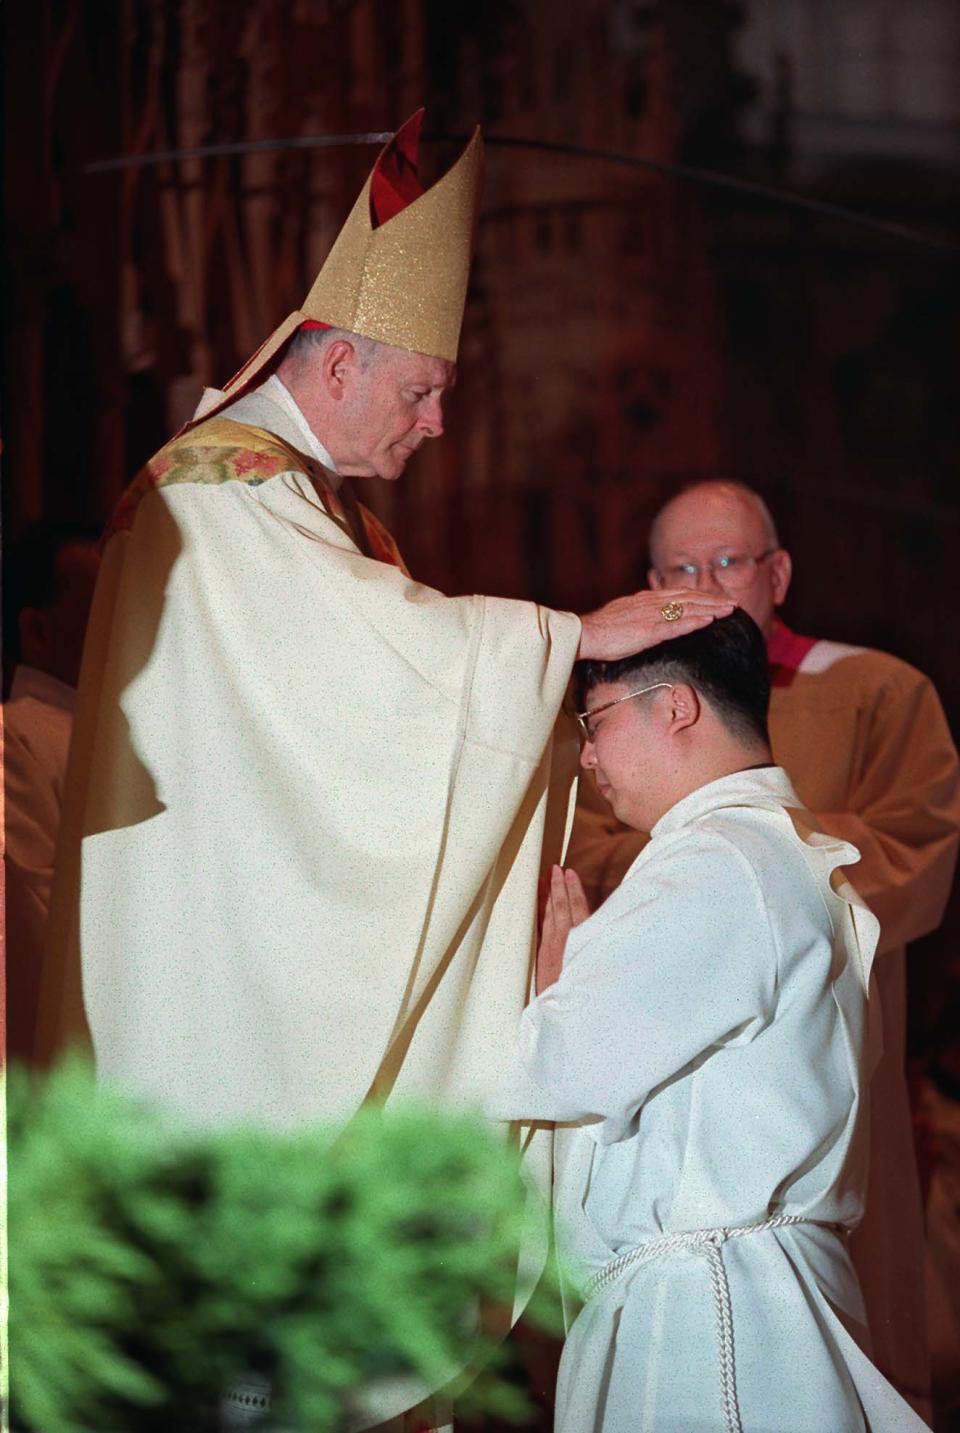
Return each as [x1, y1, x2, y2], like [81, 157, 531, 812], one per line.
[38, 386, 582, 1129]
[35, 386, 581, 1424]
[568, 626, 960, 1417]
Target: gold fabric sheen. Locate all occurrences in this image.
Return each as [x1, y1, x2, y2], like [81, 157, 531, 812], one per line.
[302, 127, 482, 362]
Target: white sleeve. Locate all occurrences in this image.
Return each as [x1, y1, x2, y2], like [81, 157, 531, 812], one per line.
[496, 831, 778, 1144]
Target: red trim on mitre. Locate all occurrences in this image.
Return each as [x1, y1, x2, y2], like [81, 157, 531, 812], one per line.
[370, 109, 424, 226]
[767, 620, 817, 688]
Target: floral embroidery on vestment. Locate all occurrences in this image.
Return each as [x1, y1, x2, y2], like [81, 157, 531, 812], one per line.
[104, 421, 406, 574]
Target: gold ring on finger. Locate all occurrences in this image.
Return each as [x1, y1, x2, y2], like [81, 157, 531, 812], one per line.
[660, 601, 684, 622]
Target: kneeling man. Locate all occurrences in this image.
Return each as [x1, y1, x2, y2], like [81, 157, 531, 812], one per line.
[498, 610, 928, 1432]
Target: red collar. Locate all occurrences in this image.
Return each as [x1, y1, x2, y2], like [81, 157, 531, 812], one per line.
[767, 621, 817, 688]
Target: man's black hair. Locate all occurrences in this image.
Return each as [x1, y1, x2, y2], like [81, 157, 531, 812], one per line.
[576, 608, 770, 747]
[2, 520, 100, 665]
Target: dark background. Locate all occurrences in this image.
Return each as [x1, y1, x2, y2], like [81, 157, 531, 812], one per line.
[4, 0, 959, 1042]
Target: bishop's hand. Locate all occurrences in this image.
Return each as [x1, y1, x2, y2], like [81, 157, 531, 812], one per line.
[536, 865, 591, 995]
[578, 588, 735, 661]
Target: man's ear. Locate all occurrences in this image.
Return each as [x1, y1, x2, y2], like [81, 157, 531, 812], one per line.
[647, 566, 663, 590]
[320, 339, 358, 401]
[770, 548, 792, 607]
[667, 683, 700, 734]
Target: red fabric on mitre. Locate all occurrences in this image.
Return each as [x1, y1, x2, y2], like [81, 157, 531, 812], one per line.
[767, 620, 818, 688]
[370, 108, 424, 226]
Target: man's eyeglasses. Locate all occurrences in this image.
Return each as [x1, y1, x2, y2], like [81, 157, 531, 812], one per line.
[576, 683, 674, 743]
[656, 548, 777, 590]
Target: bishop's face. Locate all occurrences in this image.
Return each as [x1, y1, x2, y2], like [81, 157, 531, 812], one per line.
[338, 345, 456, 480]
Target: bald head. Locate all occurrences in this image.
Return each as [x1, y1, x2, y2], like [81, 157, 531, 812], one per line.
[650, 482, 779, 564]
[648, 481, 791, 637]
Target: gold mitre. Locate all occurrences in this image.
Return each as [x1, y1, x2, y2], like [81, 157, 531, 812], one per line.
[209, 111, 483, 414]
[302, 110, 483, 360]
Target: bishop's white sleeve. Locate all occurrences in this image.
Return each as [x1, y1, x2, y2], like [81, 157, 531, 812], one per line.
[496, 830, 778, 1144]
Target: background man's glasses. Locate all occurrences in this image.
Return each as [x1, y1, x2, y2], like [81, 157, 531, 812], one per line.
[656, 548, 777, 590]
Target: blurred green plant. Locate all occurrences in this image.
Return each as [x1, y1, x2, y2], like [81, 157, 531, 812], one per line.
[7, 1057, 563, 1432]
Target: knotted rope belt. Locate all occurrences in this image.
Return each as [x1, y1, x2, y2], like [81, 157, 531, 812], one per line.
[586, 1213, 830, 1433]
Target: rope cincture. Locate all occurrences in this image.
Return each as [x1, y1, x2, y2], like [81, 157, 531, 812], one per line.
[586, 1212, 815, 1433]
